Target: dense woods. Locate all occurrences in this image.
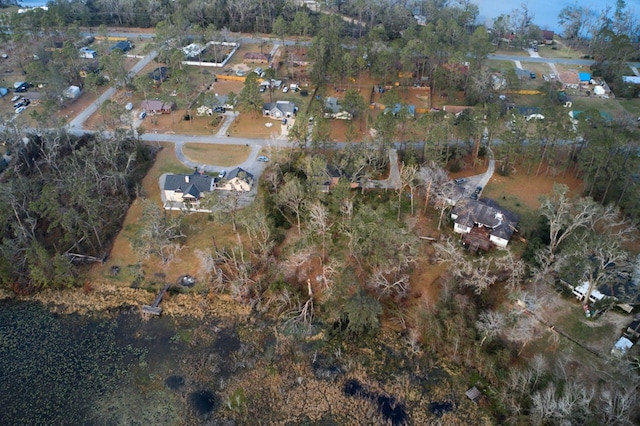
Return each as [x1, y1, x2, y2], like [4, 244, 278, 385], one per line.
[0, 130, 153, 291]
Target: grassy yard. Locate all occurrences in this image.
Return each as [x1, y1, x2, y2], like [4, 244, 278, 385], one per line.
[182, 143, 252, 167]
[570, 97, 631, 119]
[487, 60, 516, 73]
[88, 143, 240, 286]
[536, 43, 586, 60]
[618, 99, 640, 117]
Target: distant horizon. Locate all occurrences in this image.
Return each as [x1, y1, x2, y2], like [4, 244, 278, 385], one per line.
[474, 0, 640, 35]
[15, 0, 640, 37]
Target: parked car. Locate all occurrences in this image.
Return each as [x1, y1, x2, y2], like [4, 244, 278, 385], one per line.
[470, 192, 478, 200]
[259, 85, 266, 93]
[530, 72, 536, 79]
[257, 156, 269, 162]
[15, 106, 26, 114]
[282, 118, 287, 125]
[475, 186, 483, 194]
[138, 111, 147, 120]
[282, 86, 289, 93]
[213, 106, 226, 113]
[454, 178, 466, 185]
[219, 170, 226, 178]
[10, 95, 20, 102]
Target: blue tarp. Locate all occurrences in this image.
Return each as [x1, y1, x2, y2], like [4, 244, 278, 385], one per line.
[0, 87, 7, 96]
[579, 72, 591, 82]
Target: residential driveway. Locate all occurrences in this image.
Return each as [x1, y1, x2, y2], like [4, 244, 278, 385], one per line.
[367, 149, 400, 190]
[215, 112, 236, 137]
[455, 147, 495, 199]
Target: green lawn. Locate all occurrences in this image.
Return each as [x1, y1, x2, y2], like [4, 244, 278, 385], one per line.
[618, 99, 640, 117]
[570, 97, 630, 119]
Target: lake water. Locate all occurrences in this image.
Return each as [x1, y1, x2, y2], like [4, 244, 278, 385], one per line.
[475, 0, 640, 33]
[0, 301, 239, 424]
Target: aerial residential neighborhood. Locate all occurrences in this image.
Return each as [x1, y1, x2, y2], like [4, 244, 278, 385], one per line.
[0, 0, 639, 424]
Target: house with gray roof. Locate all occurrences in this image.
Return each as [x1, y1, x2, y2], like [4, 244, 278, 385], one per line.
[451, 199, 519, 249]
[163, 172, 214, 210]
[263, 101, 297, 119]
[216, 167, 254, 192]
[324, 97, 352, 120]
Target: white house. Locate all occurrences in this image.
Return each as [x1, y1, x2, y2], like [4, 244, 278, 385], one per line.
[571, 281, 607, 304]
[216, 167, 254, 192]
[451, 199, 519, 249]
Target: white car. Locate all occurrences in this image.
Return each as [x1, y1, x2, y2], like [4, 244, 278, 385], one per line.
[219, 170, 226, 178]
[257, 156, 269, 162]
[15, 106, 26, 114]
[282, 86, 289, 93]
[10, 95, 20, 102]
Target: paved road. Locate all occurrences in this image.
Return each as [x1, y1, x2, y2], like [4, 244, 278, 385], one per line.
[69, 51, 157, 130]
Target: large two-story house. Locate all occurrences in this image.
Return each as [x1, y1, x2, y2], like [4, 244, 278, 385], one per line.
[451, 199, 519, 250]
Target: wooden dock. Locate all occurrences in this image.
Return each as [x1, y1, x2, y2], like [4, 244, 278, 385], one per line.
[142, 282, 171, 315]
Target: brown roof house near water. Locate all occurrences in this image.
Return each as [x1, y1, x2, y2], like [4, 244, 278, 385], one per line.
[451, 199, 519, 250]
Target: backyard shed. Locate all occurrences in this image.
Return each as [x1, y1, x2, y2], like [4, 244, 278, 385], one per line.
[63, 85, 81, 100]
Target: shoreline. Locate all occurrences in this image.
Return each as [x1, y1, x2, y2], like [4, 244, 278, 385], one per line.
[0, 282, 250, 319]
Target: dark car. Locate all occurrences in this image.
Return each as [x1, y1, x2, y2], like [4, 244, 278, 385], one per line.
[470, 192, 479, 200]
[213, 106, 226, 113]
[475, 185, 483, 194]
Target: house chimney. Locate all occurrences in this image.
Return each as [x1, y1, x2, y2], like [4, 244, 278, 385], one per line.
[185, 175, 190, 183]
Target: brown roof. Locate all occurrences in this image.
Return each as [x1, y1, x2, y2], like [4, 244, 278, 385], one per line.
[462, 227, 493, 252]
[141, 99, 175, 112]
[243, 52, 270, 61]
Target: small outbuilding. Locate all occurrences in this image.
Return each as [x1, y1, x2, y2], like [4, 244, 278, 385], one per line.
[611, 336, 633, 357]
[465, 387, 482, 403]
[63, 85, 82, 100]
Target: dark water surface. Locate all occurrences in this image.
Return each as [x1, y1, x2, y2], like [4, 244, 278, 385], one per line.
[0, 301, 232, 425]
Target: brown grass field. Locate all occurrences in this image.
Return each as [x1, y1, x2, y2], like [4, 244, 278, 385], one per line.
[182, 143, 252, 166]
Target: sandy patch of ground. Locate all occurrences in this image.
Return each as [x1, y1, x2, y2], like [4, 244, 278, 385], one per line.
[231, 63, 250, 73]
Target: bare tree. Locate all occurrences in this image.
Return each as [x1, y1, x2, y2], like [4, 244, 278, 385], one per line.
[539, 184, 601, 258]
[599, 383, 639, 426]
[397, 162, 419, 218]
[276, 175, 307, 234]
[308, 201, 331, 262]
[476, 310, 507, 346]
[418, 162, 449, 214]
[434, 239, 497, 293]
[132, 199, 185, 264]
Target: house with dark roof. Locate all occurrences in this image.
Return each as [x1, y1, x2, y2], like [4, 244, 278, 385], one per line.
[163, 172, 214, 209]
[451, 199, 519, 249]
[263, 101, 297, 119]
[141, 99, 175, 114]
[542, 30, 554, 44]
[320, 165, 361, 192]
[216, 167, 254, 192]
[148, 67, 169, 84]
[110, 40, 133, 53]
